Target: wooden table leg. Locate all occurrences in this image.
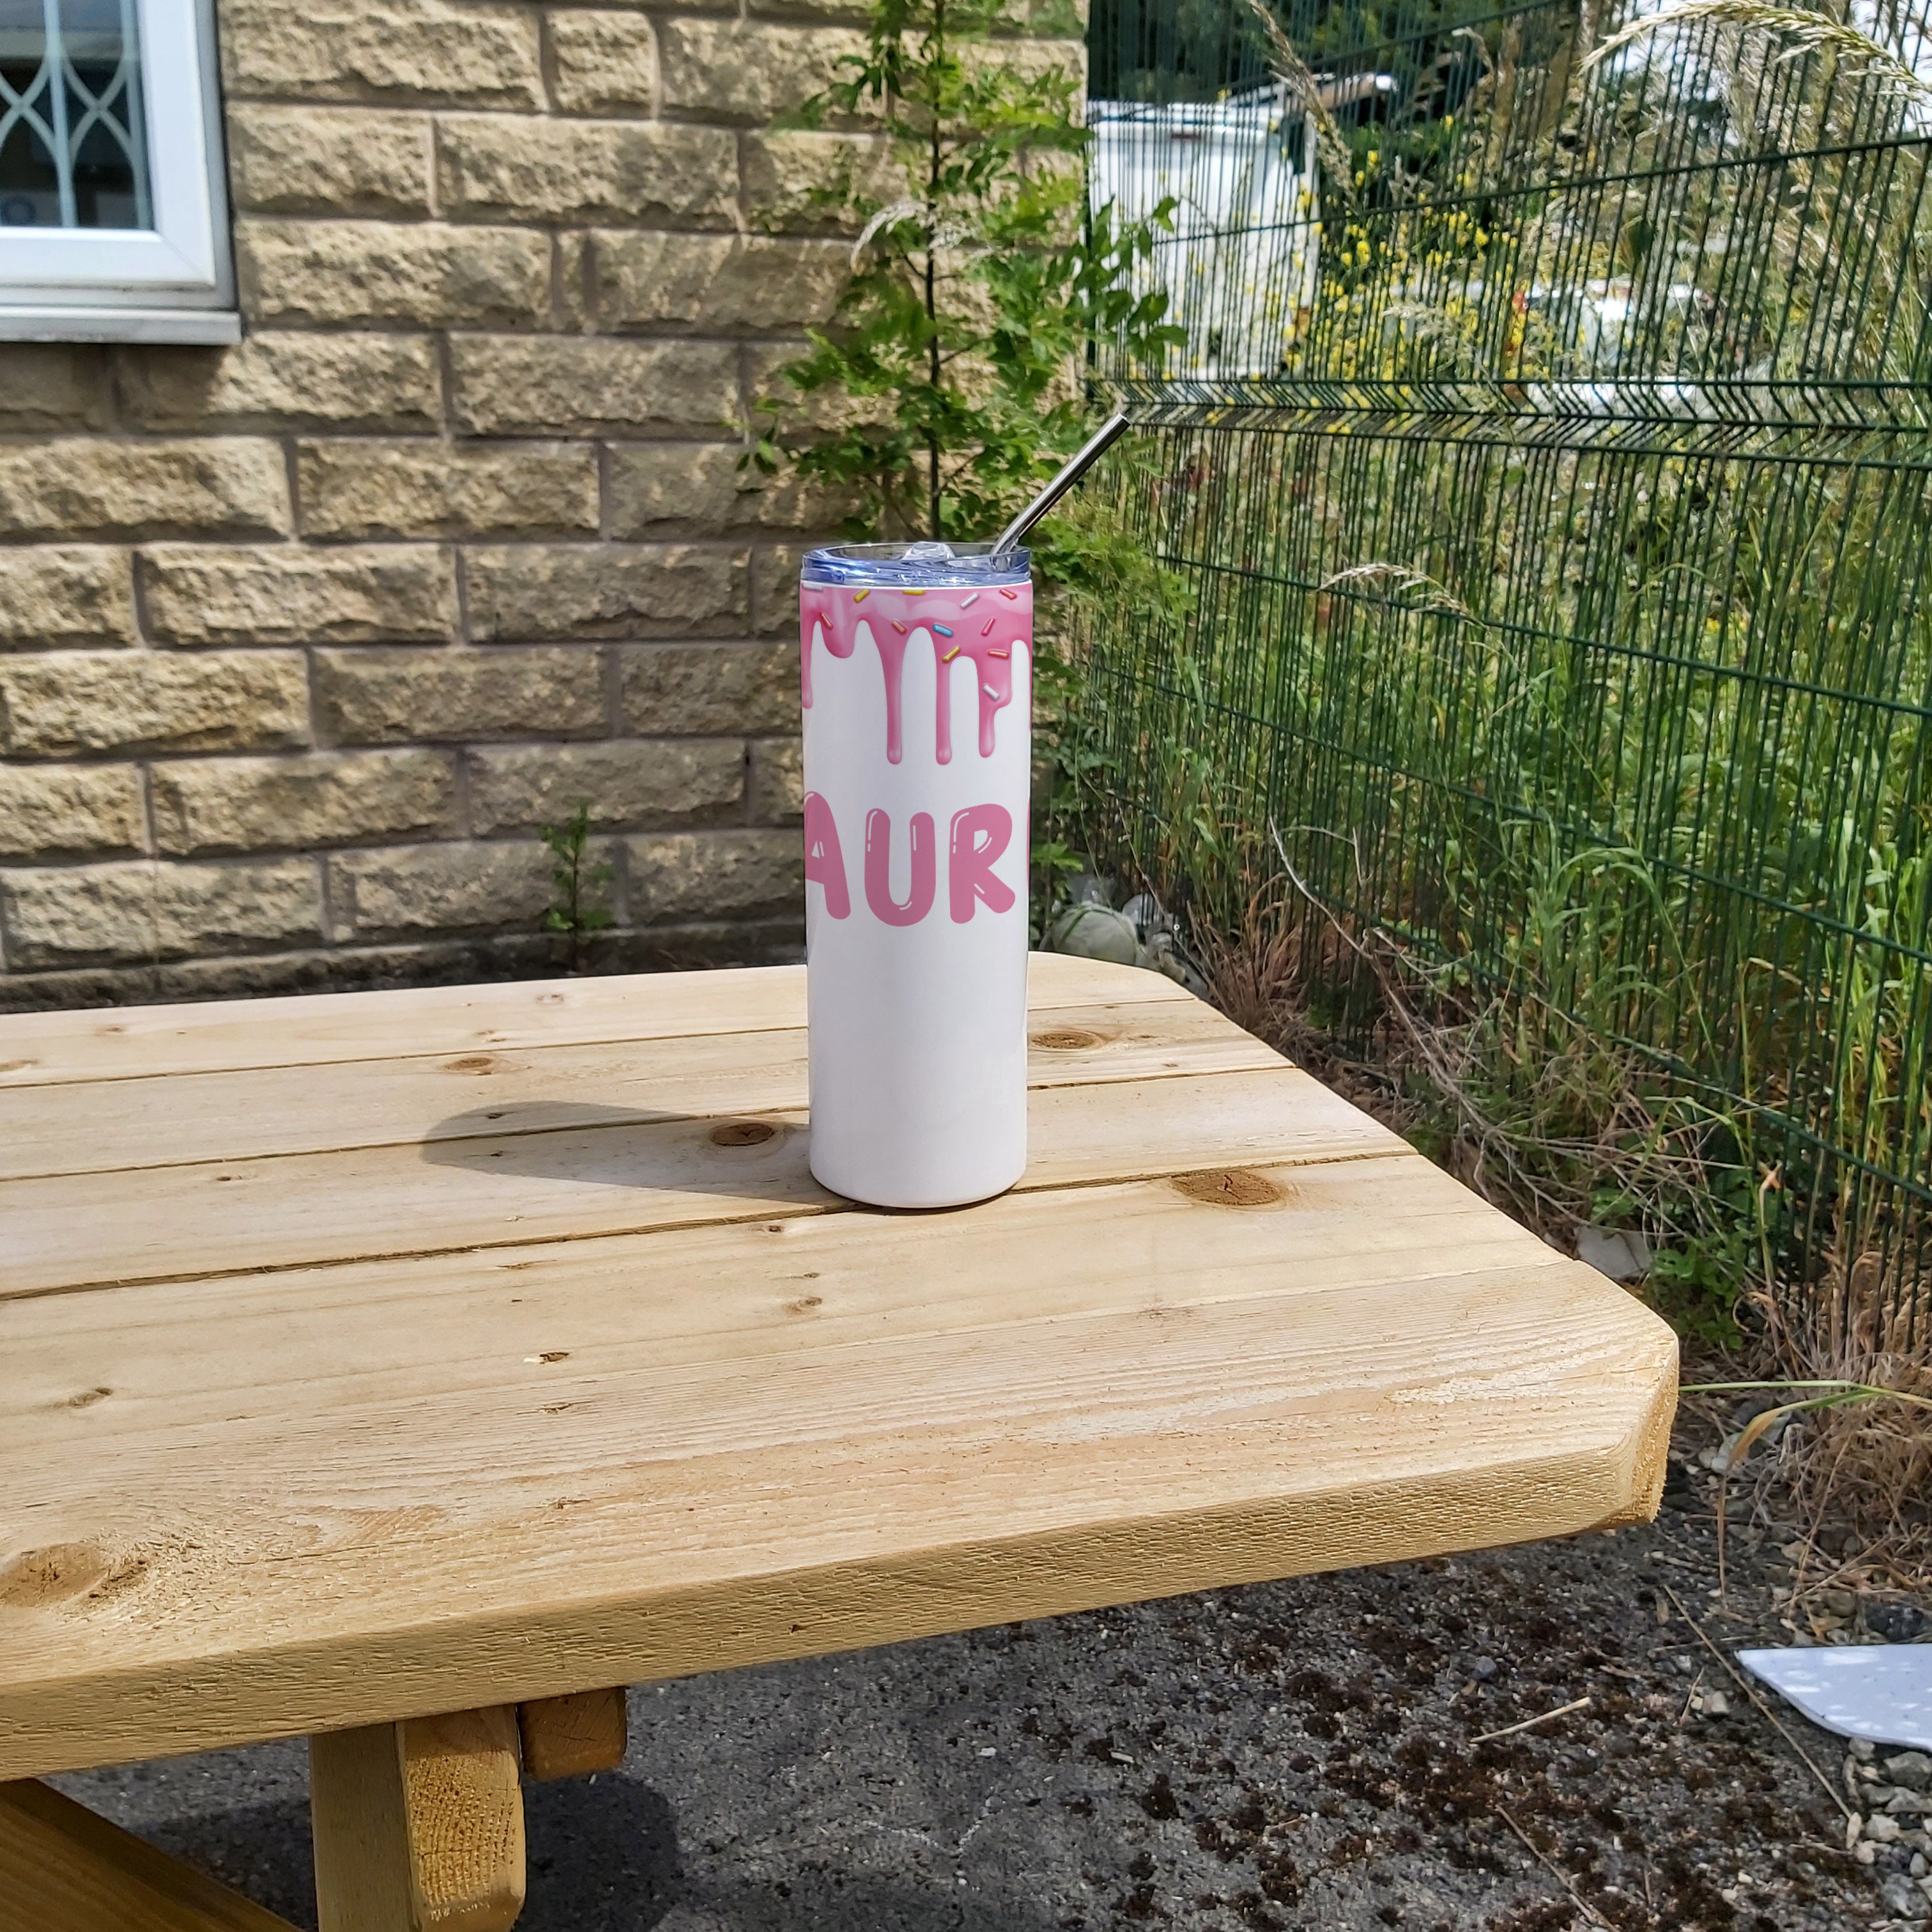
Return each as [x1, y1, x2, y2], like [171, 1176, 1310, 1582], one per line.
[310, 1707, 525, 1932]
[516, 1688, 627, 1781]
[0, 1777, 298, 1931]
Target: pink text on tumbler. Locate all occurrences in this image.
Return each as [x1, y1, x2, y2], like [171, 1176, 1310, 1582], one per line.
[804, 793, 1015, 926]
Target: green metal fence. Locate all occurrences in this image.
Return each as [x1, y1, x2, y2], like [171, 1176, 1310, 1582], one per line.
[1074, 0, 1932, 1345]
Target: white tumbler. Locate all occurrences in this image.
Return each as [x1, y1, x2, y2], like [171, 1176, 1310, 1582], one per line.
[799, 540, 1033, 1208]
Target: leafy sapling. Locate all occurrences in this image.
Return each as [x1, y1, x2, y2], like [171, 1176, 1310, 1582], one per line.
[540, 803, 613, 973]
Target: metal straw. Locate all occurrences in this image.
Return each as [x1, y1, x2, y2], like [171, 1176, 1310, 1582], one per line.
[990, 412, 1132, 555]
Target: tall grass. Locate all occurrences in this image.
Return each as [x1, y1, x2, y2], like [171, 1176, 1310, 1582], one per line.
[1061, 0, 1932, 1384]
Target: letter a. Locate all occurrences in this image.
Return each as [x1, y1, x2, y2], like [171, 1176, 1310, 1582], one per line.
[864, 809, 935, 926]
[802, 791, 850, 919]
[948, 803, 1016, 923]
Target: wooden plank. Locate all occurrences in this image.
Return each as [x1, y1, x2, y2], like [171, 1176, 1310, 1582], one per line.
[0, 1154, 1675, 1779]
[516, 1689, 626, 1781]
[0, 1776, 297, 1932]
[0, 1064, 1402, 1300]
[3, 1151, 1541, 1443]
[310, 1713, 525, 1932]
[0, 954, 1186, 1090]
[310, 1725, 418, 1932]
[399, 1708, 524, 1932]
[0, 997, 1276, 1183]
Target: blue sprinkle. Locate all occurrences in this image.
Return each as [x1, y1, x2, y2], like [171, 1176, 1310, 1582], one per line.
[933, 623, 954, 637]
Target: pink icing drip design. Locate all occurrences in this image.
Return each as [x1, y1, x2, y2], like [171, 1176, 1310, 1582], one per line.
[800, 580, 1032, 764]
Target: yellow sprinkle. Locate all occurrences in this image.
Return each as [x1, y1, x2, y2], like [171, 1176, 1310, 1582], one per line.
[942, 646, 960, 661]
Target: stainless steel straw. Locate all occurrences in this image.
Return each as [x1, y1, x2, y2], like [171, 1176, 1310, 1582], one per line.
[990, 412, 1132, 556]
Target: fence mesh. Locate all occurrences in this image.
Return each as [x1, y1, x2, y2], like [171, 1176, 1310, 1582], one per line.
[1073, 0, 1932, 1345]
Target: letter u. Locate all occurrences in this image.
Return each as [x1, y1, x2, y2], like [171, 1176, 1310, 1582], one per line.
[864, 809, 936, 926]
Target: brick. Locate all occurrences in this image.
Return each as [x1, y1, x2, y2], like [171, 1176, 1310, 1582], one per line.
[464, 546, 747, 640]
[0, 765, 144, 861]
[751, 542, 811, 638]
[585, 233, 850, 335]
[0, 652, 308, 758]
[330, 840, 559, 939]
[314, 646, 605, 743]
[141, 544, 456, 645]
[549, 10, 655, 116]
[747, 341, 894, 434]
[227, 104, 432, 218]
[468, 740, 744, 834]
[221, 0, 543, 107]
[118, 334, 442, 433]
[296, 441, 599, 540]
[448, 337, 737, 437]
[742, 131, 898, 235]
[657, 20, 867, 122]
[0, 346, 111, 431]
[0, 549, 136, 648]
[238, 219, 551, 329]
[627, 829, 801, 923]
[151, 751, 457, 855]
[0, 440, 290, 541]
[435, 116, 736, 226]
[621, 643, 797, 734]
[1, 859, 321, 967]
[748, 737, 803, 824]
[607, 443, 833, 539]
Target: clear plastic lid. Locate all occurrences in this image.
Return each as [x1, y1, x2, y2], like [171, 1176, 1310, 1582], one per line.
[800, 539, 1031, 589]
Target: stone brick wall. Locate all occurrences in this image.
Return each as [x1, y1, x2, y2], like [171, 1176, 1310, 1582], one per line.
[0, 0, 1083, 1008]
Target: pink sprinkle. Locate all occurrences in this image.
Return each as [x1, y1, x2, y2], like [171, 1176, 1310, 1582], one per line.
[891, 620, 907, 634]
[942, 646, 960, 662]
[988, 648, 1009, 658]
[999, 588, 1018, 599]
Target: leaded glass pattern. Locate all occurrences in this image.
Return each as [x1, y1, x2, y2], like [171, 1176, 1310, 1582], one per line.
[0, 0, 150, 230]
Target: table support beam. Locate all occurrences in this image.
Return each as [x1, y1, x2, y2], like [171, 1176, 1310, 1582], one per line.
[516, 1688, 627, 1781]
[0, 1776, 298, 1932]
[310, 1707, 525, 1932]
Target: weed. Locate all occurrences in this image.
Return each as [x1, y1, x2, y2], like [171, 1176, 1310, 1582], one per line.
[539, 804, 612, 973]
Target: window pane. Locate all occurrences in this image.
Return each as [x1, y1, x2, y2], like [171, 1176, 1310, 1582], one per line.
[0, 0, 151, 231]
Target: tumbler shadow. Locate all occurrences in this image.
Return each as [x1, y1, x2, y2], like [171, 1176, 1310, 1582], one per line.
[420, 1103, 830, 1204]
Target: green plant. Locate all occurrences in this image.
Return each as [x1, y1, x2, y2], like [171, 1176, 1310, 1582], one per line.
[539, 804, 612, 971]
[746, 0, 1183, 596]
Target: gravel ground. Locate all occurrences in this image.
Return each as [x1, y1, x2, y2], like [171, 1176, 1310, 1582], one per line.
[53, 1423, 1932, 1932]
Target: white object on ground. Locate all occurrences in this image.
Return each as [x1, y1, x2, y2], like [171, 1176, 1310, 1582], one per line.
[1739, 1644, 1932, 1750]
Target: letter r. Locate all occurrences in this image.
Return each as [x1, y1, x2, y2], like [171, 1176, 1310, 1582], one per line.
[948, 803, 1016, 923]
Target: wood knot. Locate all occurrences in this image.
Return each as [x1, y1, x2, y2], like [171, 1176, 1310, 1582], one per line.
[65, 1386, 112, 1409]
[785, 1294, 824, 1316]
[443, 1054, 499, 1074]
[1171, 1169, 1285, 1208]
[1031, 1028, 1101, 1051]
[710, 1120, 777, 1147]
[0, 1543, 114, 1609]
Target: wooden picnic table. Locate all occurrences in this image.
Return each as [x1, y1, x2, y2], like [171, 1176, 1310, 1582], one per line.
[0, 955, 1677, 1930]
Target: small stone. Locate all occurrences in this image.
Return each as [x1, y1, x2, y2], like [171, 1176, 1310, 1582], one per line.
[1869, 1602, 1930, 1643]
[1854, 1840, 1877, 1865]
[1911, 1851, 1928, 1877]
[1889, 1754, 1932, 1793]
[1879, 1871, 1923, 1917]
[1470, 1657, 1498, 1682]
[1854, 1738, 1878, 1761]
[1868, 1814, 1904, 1844]
[1699, 1690, 1729, 1717]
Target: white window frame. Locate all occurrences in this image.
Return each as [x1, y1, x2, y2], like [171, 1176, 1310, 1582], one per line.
[0, 0, 237, 342]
